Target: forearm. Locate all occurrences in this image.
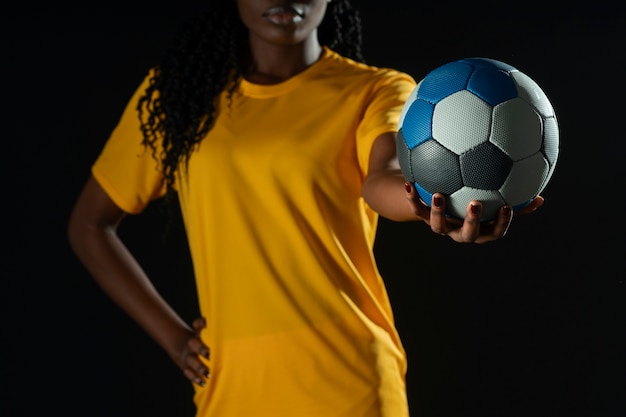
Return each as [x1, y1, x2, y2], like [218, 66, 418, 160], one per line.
[69, 222, 193, 364]
[362, 168, 422, 222]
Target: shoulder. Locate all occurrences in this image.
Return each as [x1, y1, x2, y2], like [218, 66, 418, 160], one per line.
[321, 47, 416, 91]
[318, 49, 416, 96]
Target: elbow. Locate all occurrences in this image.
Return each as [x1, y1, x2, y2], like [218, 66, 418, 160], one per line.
[66, 209, 85, 255]
[362, 184, 397, 221]
[66, 204, 100, 256]
[361, 177, 381, 213]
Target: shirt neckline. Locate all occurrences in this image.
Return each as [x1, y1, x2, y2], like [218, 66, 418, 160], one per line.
[238, 47, 334, 98]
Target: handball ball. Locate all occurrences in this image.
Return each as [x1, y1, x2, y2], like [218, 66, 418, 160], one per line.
[397, 57, 559, 221]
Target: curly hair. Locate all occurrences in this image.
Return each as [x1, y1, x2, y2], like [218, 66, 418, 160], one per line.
[137, 0, 364, 198]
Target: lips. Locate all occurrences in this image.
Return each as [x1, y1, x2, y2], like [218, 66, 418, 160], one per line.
[262, 5, 304, 25]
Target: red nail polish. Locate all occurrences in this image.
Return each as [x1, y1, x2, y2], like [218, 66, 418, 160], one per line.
[471, 204, 480, 215]
[502, 206, 511, 216]
[433, 196, 442, 207]
[405, 182, 412, 193]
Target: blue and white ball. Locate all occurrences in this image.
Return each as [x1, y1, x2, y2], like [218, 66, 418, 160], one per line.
[397, 57, 559, 221]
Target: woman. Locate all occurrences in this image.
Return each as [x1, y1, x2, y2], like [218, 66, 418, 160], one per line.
[67, 1, 543, 416]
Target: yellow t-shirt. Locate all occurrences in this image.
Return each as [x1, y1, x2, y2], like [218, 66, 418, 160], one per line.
[93, 47, 416, 417]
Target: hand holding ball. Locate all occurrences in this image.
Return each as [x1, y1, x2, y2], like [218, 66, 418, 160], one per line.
[397, 58, 559, 221]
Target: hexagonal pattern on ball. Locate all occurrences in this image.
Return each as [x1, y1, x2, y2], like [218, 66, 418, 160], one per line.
[491, 97, 543, 160]
[395, 57, 560, 222]
[398, 80, 422, 128]
[500, 153, 550, 207]
[396, 130, 414, 183]
[460, 57, 518, 73]
[449, 187, 506, 221]
[400, 98, 435, 149]
[410, 139, 463, 195]
[466, 65, 518, 106]
[511, 71, 555, 118]
[433, 90, 492, 154]
[460, 142, 512, 190]
[417, 61, 474, 103]
[542, 116, 560, 174]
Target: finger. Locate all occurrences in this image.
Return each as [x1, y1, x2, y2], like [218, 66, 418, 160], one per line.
[181, 341, 211, 386]
[491, 205, 513, 239]
[515, 196, 544, 216]
[184, 351, 210, 378]
[187, 336, 210, 359]
[472, 205, 513, 244]
[404, 182, 431, 220]
[459, 201, 481, 242]
[183, 364, 210, 387]
[428, 193, 448, 234]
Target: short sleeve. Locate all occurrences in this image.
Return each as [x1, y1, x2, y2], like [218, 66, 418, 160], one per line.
[91, 73, 166, 214]
[356, 70, 416, 176]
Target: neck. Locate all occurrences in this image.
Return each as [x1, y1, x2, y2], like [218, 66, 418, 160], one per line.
[243, 36, 323, 85]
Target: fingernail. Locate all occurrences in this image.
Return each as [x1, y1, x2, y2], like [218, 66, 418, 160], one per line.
[502, 206, 511, 216]
[405, 182, 412, 193]
[471, 204, 480, 215]
[433, 196, 442, 207]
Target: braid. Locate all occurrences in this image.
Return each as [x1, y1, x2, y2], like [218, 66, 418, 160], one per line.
[322, 0, 364, 63]
[138, 0, 364, 198]
[137, 0, 245, 197]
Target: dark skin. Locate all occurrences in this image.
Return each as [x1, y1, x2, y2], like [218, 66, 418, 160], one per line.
[363, 131, 544, 243]
[67, 0, 544, 388]
[67, 176, 210, 385]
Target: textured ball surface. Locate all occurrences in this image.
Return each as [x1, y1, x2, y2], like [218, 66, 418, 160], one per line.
[397, 58, 559, 221]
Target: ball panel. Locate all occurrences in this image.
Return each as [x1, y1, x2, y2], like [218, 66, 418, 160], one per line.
[449, 187, 506, 221]
[500, 153, 549, 206]
[460, 57, 518, 72]
[467, 66, 518, 106]
[460, 142, 512, 190]
[401, 99, 435, 149]
[411, 139, 463, 195]
[491, 97, 543, 160]
[398, 80, 422, 128]
[417, 61, 473, 103]
[512, 199, 533, 212]
[510, 71, 555, 118]
[413, 182, 433, 208]
[396, 130, 415, 182]
[542, 116, 559, 171]
[433, 90, 492, 154]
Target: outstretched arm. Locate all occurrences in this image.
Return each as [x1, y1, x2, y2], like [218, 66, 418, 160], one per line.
[361, 132, 419, 222]
[67, 175, 210, 385]
[362, 132, 543, 243]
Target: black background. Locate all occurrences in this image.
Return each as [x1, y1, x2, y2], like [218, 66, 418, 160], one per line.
[2, 1, 625, 416]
